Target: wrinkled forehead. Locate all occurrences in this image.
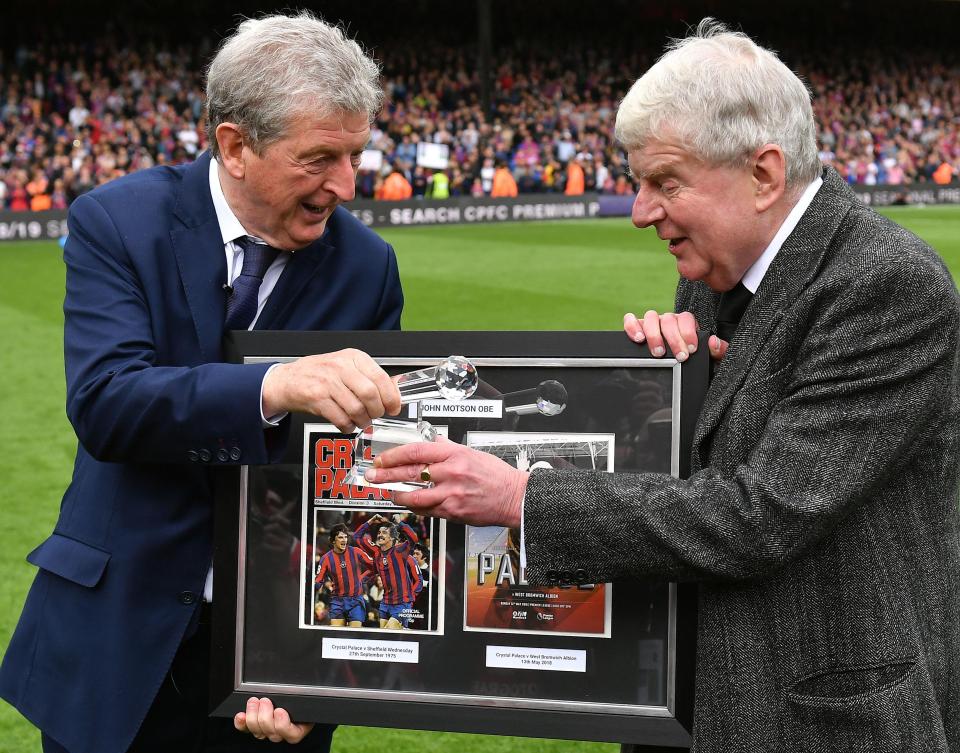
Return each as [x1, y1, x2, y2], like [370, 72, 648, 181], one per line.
[627, 138, 703, 180]
[274, 108, 371, 151]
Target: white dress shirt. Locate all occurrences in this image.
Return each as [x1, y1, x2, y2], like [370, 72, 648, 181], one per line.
[208, 158, 290, 323]
[203, 159, 293, 601]
[741, 176, 822, 293]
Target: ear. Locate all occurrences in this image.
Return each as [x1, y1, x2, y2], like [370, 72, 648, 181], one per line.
[216, 123, 246, 180]
[752, 144, 786, 212]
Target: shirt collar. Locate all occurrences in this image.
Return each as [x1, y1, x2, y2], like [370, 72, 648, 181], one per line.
[208, 156, 249, 245]
[741, 176, 823, 294]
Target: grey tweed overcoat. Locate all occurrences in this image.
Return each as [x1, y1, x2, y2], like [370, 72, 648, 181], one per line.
[524, 168, 960, 752]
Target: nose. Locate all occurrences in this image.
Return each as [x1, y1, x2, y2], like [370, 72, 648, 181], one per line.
[631, 183, 666, 228]
[323, 155, 358, 202]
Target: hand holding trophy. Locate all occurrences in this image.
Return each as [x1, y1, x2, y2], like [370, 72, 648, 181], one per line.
[345, 356, 478, 492]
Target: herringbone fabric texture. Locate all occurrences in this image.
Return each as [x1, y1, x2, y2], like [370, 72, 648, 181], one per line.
[525, 168, 960, 752]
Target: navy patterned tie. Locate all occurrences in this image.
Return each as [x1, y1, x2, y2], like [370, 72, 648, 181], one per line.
[224, 237, 280, 330]
[715, 281, 753, 343]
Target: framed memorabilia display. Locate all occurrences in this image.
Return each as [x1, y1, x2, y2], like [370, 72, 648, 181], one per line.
[212, 331, 709, 748]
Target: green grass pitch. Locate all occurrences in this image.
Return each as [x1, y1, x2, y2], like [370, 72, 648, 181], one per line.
[0, 207, 958, 751]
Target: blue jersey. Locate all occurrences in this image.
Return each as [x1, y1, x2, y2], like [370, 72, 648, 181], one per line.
[355, 519, 423, 605]
[372, 548, 423, 605]
[316, 546, 373, 597]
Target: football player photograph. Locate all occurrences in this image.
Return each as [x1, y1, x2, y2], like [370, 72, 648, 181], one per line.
[314, 524, 375, 628]
[354, 516, 423, 630]
[365, 19, 960, 753]
[1, 12, 403, 753]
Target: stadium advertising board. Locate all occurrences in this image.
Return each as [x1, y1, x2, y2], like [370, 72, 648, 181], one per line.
[0, 197, 599, 240]
[213, 331, 707, 747]
[850, 184, 960, 207]
[597, 184, 960, 216]
[347, 194, 600, 227]
[0, 209, 68, 242]
[3, 183, 958, 241]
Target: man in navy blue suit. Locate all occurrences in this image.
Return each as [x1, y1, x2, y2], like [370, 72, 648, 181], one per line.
[0, 13, 402, 753]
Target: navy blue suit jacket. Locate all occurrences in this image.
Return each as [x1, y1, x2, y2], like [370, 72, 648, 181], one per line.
[0, 152, 403, 753]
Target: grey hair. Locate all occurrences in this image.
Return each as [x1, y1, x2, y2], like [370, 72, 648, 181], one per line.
[205, 11, 382, 158]
[615, 18, 820, 189]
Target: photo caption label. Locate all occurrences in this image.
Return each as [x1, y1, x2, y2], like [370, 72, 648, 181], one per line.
[485, 645, 586, 672]
[322, 638, 420, 664]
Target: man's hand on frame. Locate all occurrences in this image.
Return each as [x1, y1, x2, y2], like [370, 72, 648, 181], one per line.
[623, 310, 728, 361]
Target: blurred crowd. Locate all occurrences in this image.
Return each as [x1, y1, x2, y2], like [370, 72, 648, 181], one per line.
[1, 36, 958, 211]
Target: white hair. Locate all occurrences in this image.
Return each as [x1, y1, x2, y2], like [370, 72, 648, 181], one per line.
[615, 18, 820, 189]
[205, 12, 382, 158]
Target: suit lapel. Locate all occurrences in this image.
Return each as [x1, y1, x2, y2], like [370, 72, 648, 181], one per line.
[691, 169, 854, 461]
[169, 152, 228, 361]
[255, 235, 333, 330]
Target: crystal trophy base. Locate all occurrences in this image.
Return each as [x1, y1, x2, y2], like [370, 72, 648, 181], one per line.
[345, 418, 438, 492]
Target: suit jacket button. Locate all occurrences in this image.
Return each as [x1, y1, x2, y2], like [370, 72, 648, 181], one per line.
[545, 570, 559, 585]
[216, 448, 229, 462]
[230, 447, 241, 461]
[198, 449, 211, 462]
[178, 591, 197, 605]
[187, 450, 199, 462]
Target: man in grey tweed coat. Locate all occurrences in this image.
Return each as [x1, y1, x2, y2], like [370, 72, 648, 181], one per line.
[367, 20, 960, 753]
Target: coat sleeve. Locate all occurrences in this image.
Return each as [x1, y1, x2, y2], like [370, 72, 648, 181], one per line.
[373, 242, 403, 330]
[63, 192, 279, 465]
[524, 247, 960, 584]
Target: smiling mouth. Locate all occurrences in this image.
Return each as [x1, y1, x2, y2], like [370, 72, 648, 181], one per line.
[302, 202, 329, 217]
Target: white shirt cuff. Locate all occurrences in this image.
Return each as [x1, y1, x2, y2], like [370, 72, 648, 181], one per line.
[260, 363, 288, 427]
[203, 566, 213, 603]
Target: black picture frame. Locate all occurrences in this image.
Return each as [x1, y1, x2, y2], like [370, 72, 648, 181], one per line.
[213, 331, 708, 749]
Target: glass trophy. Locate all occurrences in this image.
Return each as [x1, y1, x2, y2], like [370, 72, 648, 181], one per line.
[394, 355, 479, 404]
[345, 356, 479, 492]
[502, 379, 568, 416]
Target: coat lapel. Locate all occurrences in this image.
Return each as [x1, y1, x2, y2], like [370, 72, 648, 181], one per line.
[691, 169, 854, 462]
[169, 152, 228, 362]
[254, 235, 333, 330]
[254, 207, 359, 330]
